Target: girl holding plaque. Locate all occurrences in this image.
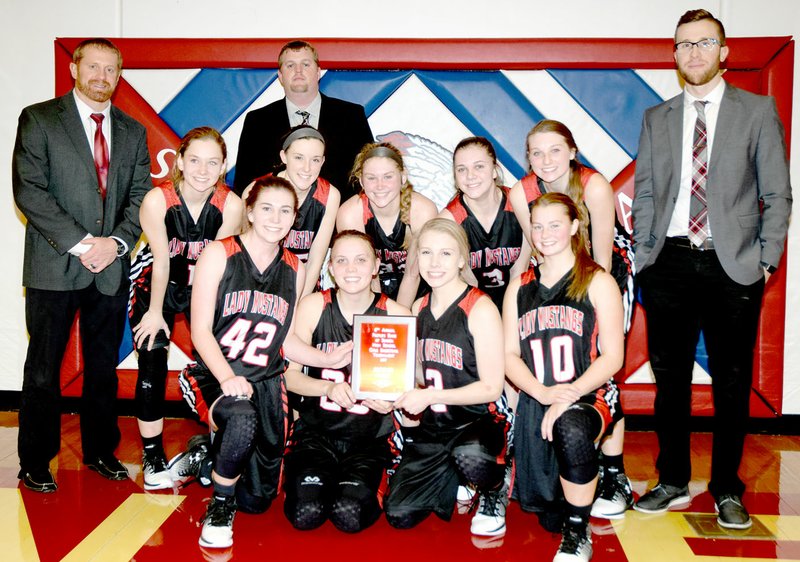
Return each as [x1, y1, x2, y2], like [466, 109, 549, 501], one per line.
[130, 127, 243, 491]
[283, 230, 410, 532]
[336, 142, 438, 307]
[385, 219, 511, 538]
[503, 193, 625, 561]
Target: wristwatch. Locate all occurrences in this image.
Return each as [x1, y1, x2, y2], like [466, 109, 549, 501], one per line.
[761, 262, 777, 274]
[114, 238, 127, 257]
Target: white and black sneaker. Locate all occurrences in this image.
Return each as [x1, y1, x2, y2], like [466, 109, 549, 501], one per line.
[470, 468, 510, 537]
[456, 485, 477, 514]
[168, 434, 212, 487]
[591, 467, 633, 519]
[143, 452, 174, 491]
[554, 516, 592, 562]
[199, 495, 236, 548]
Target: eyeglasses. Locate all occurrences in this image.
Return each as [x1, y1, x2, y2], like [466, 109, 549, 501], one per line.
[674, 38, 721, 52]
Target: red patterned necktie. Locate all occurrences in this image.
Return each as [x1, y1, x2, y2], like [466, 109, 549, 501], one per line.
[90, 113, 108, 199]
[688, 100, 709, 246]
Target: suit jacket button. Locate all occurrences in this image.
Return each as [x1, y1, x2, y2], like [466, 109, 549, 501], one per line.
[96, 220, 102, 225]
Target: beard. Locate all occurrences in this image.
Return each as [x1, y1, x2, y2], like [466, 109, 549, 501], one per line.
[678, 60, 721, 87]
[76, 77, 115, 104]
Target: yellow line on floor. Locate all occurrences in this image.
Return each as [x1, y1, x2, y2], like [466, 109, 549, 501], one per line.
[0, 489, 39, 561]
[61, 493, 184, 562]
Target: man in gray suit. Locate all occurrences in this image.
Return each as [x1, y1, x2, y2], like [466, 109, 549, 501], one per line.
[632, 9, 791, 528]
[12, 38, 151, 492]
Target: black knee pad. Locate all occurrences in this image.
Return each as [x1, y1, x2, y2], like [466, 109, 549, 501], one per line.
[212, 396, 258, 480]
[330, 482, 381, 533]
[453, 443, 505, 491]
[135, 347, 168, 422]
[385, 506, 431, 530]
[284, 473, 327, 530]
[552, 404, 601, 485]
[236, 484, 273, 514]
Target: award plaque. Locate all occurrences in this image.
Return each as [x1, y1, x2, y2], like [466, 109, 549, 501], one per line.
[351, 315, 416, 400]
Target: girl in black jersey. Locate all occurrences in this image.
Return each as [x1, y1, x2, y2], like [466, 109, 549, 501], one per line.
[283, 230, 410, 532]
[386, 219, 511, 538]
[503, 193, 624, 562]
[241, 125, 340, 296]
[510, 120, 635, 521]
[336, 142, 438, 307]
[440, 136, 531, 310]
[185, 177, 351, 549]
[130, 127, 243, 491]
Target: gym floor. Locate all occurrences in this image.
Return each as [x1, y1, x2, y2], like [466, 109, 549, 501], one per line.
[1, 412, 798, 562]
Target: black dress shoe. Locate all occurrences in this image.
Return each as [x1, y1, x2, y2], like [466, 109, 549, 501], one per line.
[86, 455, 129, 481]
[18, 467, 57, 493]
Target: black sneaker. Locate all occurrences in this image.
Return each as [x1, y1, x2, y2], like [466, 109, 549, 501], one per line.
[591, 467, 633, 519]
[86, 455, 129, 481]
[716, 494, 752, 529]
[633, 482, 690, 514]
[199, 495, 237, 548]
[18, 467, 57, 493]
[143, 452, 174, 491]
[554, 516, 592, 562]
[168, 433, 212, 487]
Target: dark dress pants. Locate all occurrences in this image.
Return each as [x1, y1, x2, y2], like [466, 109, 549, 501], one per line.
[18, 282, 127, 470]
[638, 241, 763, 498]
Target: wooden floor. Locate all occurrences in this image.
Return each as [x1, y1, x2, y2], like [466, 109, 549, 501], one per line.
[2, 411, 800, 561]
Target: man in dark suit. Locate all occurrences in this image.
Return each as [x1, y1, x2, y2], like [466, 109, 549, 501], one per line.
[632, 10, 792, 528]
[12, 38, 151, 492]
[233, 40, 373, 201]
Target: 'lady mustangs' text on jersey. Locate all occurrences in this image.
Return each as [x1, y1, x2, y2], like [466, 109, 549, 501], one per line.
[445, 187, 524, 309]
[516, 268, 598, 386]
[361, 193, 408, 300]
[283, 177, 332, 263]
[203, 235, 298, 383]
[416, 286, 503, 435]
[298, 289, 394, 441]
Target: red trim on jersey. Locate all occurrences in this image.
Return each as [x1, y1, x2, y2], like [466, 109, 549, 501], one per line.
[321, 288, 333, 306]
[360, 192, 373, 223]
[183, 368, 210, 425]
[209, 182, 231, 213]
[220, 236, 241, 258]
[501, 186, 514, 211]
[458, 287, 486, 316]
[282, 247, 300, 272]
[519, 268, 538, 288]
[589, 309, 600, 364]
[376, 293, 390, 311]
[158, 181, 181, 209]
[521, 168, 598, 205]
[314, 177, 331, 206]
[445, 195, 468, 224]
[419, 293, 430, 310]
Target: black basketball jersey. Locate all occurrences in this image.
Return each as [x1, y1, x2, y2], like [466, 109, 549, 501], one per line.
[283, 177, 332, 263]
[298, 290, 394, 440]
[202, 236, 298, 383]
[516, 268, 598, 386]
[361, 193, 408, 300]
[416, 287, 500, 435]
[445, 187, 524, 309]
[161, 180, 229, 287]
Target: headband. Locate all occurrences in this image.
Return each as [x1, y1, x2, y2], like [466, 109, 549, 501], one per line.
[363, 145, 402, 164]
[281, 126, 325, 151]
